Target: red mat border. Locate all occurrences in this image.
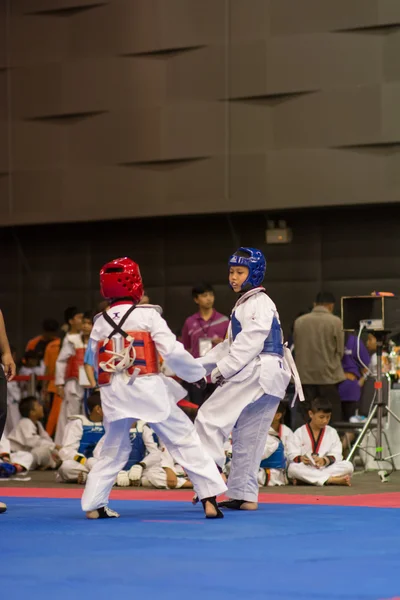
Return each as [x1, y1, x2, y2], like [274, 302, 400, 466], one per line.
[1, 487, 399, 507]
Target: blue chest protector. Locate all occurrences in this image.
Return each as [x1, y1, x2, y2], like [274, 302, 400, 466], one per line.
[260, 440, 286, 470]
[124, 429, 147, 470]
[78, 424, 105, 458]
[231, 312, 284, 357]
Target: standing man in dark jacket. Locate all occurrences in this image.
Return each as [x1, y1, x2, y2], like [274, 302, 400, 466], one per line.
[294, 292, 344, 425]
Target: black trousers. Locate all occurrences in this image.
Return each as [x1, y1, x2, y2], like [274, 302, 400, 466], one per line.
[0, 367, 7, 440]
[296, 383, 342, 428]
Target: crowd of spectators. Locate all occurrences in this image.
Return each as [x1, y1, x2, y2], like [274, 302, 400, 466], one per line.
[0, 286, 387, 490]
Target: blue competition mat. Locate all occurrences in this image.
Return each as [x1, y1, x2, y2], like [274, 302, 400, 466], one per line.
[1, 498, 399, 600]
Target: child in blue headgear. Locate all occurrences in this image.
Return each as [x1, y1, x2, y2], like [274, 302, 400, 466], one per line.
[195, 247, 303, 510]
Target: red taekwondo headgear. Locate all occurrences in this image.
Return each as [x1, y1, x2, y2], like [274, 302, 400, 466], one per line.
[100, 257, 143, 303]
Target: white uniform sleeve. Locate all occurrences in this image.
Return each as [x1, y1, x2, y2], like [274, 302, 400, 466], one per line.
[21, 420, 55, 451]
[93, 435, 104, 460]
[262, 434, 280, 460]
[139, 425, 163, 469]
[326, 428, 344, 462]
[55, 340, 75, 386]
[281, 426, 295, 453]
[217, 295, 275, 380]
[196, 339, 230, 375]
[59, 420, 84, 461]
[0, 435, 11, 455]
[286, 428, 303, 463]
[150, 311, 206, 383]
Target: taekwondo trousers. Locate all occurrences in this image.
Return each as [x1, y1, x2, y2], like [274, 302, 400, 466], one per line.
[288, 461, 354, 486]
[81, 397, 227, 512]
[196, 373, 282, 503]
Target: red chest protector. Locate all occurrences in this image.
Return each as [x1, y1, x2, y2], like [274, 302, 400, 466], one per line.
[97, 331, 159, 386]
[66, 347, 85, 381]
[96, 305, 160, 387]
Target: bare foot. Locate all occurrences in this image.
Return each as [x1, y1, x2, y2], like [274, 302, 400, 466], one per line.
[291, 479, 298, 486]
[164, 467, 178, 489]
[239, 502, 258, 510]
[327, 475, 352, 486]
[86, 506, 120, 519]
[77, 471, 87, 484]
[219, 499, 258, 510]
[204, 499, 218, 518]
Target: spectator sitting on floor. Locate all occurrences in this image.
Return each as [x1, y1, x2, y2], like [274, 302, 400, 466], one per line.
[57, 392, 104, 484]
[8, 397, 61, 471]
[115, 422, 192, 490]
[0, 433, 33, 477]
[287, 398, 354, 487]
[258, 401, 294, 487]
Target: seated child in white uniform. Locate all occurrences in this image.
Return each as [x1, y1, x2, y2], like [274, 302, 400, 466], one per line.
[258, 401, 294, 487]
[8, 397, 61, 470]
[115, 422, 192, 490]
[0, 434, 33, 477]
[287, 398, 354, 486]
[57, 392, 104, 483]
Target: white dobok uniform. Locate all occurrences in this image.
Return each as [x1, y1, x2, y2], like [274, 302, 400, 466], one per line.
[141, 430, 190, 490]
[55, 334, 88, 446]
[287, 424, 354, 486]
[4, 380, 21, 437]
[57, 416, 104, 483]
[0, 434, 33, 472]
[81, 303, 227, 512]
[8, 418, 58, 470]
[258, 424, 294, 487]
[116, 423, 190, 489]
[195, 287, 302, 503]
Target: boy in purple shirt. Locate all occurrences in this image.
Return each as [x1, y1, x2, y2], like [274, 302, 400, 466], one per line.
[339, 332, 370, 420]
[182, 283, 229, 406]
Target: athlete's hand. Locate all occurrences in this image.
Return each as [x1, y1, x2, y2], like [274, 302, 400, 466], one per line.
[211, 368, 224, 386]
[300, 455, 312, 465]
[193, 377, 207, 390]
[116, 471, 130, 487]
[1, 353, 16, 381]
[128, 464, 143, 486]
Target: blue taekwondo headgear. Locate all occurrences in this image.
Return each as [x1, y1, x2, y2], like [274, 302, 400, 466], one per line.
[228, 247, 266, 290]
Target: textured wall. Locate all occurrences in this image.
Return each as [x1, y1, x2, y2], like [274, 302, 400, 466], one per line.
[1, 0, 400, 225]
[2, 204, 400, 354]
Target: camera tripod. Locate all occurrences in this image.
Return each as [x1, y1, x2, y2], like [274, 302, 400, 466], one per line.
[346, 331, 400, 472]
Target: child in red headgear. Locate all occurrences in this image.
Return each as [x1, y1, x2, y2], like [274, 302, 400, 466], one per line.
[81, 257, 227, 519]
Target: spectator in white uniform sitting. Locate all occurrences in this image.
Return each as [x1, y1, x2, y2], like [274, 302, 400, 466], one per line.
[8, 397, 61, 470]
[287, 398, 354, 486]
[57, 392, 104, 483]
[116, 421, 193, 490]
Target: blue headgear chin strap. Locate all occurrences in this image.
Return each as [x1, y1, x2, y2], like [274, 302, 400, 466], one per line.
[228, 247, 266, 290]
